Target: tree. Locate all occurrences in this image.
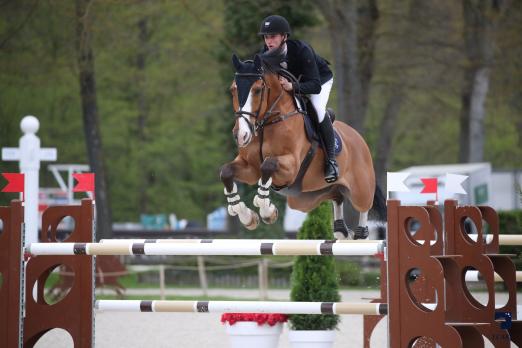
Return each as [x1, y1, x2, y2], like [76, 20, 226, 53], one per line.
[75, 0, 113, 240]
[317, 0, 379, 134]
[289, 202, 340, 330]
[459, 0, 508, 163]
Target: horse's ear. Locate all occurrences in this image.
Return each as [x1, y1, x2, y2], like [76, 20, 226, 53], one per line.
[254, 54, 263, 72]
[232, 54, 242, 71]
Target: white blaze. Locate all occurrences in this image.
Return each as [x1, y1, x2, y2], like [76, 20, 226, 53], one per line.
[237, 91, 254, 147]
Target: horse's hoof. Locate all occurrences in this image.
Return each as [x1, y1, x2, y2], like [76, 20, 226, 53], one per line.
[334, 231, 346, 240]
[244, 212, 260, 230]
[334, 219, 353, 240]
[336, 229, 354, 240]
[261, 207, 278, 225]
[354, 226, 369, 240]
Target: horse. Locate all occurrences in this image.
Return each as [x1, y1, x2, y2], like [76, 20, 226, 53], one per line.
[219, 52, 386, 239]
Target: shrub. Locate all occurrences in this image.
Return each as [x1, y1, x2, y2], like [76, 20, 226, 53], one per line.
[289, 202, 340, 330]
[498, 211, 522, 270]
[336, 261, 361, 286]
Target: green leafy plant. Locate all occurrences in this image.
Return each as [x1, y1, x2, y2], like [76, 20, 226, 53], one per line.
[289, 202, 340, 330]
[499, 210, 522, 270]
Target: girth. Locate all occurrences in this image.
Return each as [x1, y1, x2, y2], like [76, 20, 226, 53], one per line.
[270, 139, 319, 197]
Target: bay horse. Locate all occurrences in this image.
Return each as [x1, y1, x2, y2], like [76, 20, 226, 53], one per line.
[220, 52, 386, 239]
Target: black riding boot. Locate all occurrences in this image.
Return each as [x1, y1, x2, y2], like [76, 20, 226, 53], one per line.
[318, 116, 339, 183]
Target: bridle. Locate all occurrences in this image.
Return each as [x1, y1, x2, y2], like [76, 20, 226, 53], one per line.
[234, 69, 303, 134]
[234, 68, 302, 161]
[233, 71, 268, 135]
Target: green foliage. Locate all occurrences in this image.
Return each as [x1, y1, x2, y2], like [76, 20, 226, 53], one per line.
[361, 270, 381, 288]
[499, 211, 522, 270]
[290, 202, 340, 330]
[336, 261, 361, 286]
[1, 1, 521, 217]
[0, 1, 230, 220]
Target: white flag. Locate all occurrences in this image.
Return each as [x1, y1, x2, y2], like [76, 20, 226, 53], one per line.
[387, 172, 410, 199]
[445, 173, 468, 195]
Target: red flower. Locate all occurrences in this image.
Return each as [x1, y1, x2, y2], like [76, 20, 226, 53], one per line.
[221, 313, 288, 326]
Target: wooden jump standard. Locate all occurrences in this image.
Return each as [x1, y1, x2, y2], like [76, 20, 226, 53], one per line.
[2, 199, 522, 348]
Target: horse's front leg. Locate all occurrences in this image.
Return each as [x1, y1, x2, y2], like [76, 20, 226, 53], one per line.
[220, 159, 260, 230]
[253, 158, 278, 224]
[253, 155, 296, 224]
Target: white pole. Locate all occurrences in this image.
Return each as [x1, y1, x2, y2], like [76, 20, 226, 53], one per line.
[27, 241, 385, 256]
[2, 116, 57, 245]
[19, 116, 42, 245]
[95, 300, 387, 315]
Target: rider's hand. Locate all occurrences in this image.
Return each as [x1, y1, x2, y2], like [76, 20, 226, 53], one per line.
[279, 76, 293, 92]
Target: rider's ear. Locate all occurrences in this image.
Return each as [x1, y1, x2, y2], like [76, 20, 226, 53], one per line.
[232, 54, 242, 71]
[254, 54, 262, 72]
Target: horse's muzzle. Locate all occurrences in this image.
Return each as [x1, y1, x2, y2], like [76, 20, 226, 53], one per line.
[235, 131, 252, 147]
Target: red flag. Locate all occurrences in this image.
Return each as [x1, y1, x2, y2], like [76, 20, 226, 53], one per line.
[421, 178, 438, 202]
[1, 173, 25, 193]
[420, 178, 438, 193]
[73, 173, 95, 192]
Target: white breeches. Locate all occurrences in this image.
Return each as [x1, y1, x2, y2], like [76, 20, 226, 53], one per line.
[310, 78, 333, 123]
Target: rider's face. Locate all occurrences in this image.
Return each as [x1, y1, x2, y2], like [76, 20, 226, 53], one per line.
[264, 34, 286, 51]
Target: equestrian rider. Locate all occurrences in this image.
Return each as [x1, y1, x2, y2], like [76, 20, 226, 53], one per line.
[259, 14, 339, 183]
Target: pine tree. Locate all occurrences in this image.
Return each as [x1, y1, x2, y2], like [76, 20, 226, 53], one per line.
[289, 202, 340, 330]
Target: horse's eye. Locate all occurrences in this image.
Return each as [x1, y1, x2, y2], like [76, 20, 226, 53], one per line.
[253, 88, 262, 96]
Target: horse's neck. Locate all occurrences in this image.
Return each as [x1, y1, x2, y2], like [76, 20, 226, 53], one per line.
[261, 92, 308, 153]
[268, 88, 299, 117]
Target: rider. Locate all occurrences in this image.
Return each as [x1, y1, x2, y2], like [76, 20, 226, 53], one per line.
[259, 14, 339, 183]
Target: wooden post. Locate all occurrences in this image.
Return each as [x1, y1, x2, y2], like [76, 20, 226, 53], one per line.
[258, 258, 269, 300]
[0, 200, 24, 348]
[197, 256, 208, 297]
[159, 264, 165, 300]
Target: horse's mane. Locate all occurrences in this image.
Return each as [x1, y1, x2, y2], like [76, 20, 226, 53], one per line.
[259, 46, 285, 74]
[259, 47, 300, 86]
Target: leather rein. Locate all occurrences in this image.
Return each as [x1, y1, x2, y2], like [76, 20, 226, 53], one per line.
[234, 71, 302, 161]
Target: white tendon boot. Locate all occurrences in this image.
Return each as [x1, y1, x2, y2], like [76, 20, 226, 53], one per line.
[224, 183, 259, 230]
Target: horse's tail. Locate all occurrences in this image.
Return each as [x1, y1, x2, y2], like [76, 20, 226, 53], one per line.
[370, 183, 387, 222]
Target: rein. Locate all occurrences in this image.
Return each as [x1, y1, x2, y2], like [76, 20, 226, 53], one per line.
[234, 71, 303, 161]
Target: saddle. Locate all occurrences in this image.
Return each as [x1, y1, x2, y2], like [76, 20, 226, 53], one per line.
[297, 95, 342, 156]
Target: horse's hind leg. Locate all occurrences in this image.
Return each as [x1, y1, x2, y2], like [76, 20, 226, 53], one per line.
[253, 158, 278, 224]
[220, 161, 260, 230]
[332, 199, 354, 240]
[354, 211, 369, 239]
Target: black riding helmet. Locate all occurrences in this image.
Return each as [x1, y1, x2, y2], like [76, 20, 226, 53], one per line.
[258, 15, 291, 36]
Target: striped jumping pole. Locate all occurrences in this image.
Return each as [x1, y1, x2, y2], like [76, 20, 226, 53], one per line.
[467, 234, 522, 245]
[465, 270, 522, 282]
[95, 300, 388, 315]
[99, 235, 522, 246]
[99, 238, 383, 244]
[27, 240, 385, 256]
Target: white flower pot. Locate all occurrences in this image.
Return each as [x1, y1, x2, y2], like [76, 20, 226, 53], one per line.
[225, 322, 283, 348]
[288, 330, 336, 348]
